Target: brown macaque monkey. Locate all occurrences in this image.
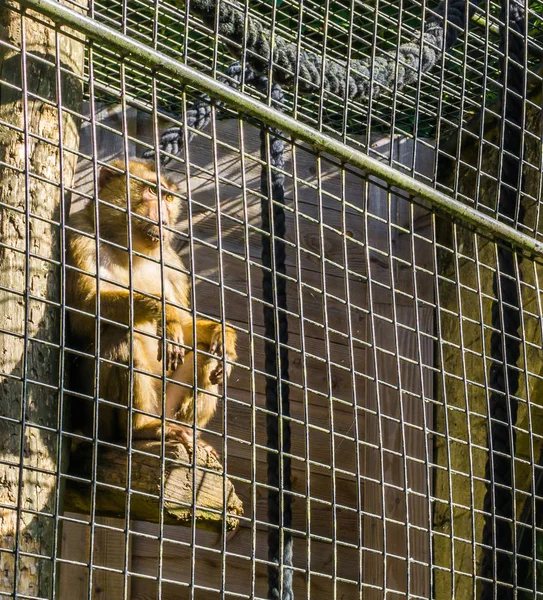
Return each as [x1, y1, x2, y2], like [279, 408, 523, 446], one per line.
[67, 159, 236, 457]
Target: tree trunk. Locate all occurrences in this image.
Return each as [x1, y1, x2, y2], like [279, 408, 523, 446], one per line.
[433, 88, 543, 598]
[65, 440, 243, 531]
[0, 2, 85, 596]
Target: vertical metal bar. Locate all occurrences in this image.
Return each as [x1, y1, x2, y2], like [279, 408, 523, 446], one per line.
[182, 87, 199, 600]
[431, 223, 457, 594]
[408, 193, 435, 599]
[364, 177, 388, 596]
[314, 151, 339, 600]
[148, 5, 169, 599]
[119, 51, 136, 600]
[450, 0, 471, 208]
[385, 181, 412, 596]
[339, 5, 365, 591]
[236, 116, 258, 600]
[340, 165, 365, 597]
[453, 224, 480, 600]
[208, 95, 229, 600]
[87, 19, 102, 600]
[410, 0, 430, 176]
[289, 141, 312, 599]
[472, 0, 492, 213]
[433, 0, 452, 196]
[316, 0, 330, 136]
[263, 17, 290, 600]
[234, 6, 256, 597]
[52, 22, 68, 600]
[524, 258, 543, 596]
[388, 0, 403, 155]
[150, 61, 167, 600]
[313, 3, 339, 597]
[366, 0, 380, 147]
[261, 121, 292, 599]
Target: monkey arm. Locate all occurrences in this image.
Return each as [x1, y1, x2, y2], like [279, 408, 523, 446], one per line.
[92, 289, 194, 333]
[68, 268, 159, 326]
[93, 289, 162, 326]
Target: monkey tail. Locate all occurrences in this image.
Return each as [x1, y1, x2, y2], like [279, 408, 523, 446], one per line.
[480, 1, 525, 597]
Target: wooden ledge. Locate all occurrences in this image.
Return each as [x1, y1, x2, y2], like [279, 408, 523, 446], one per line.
[65, 440, 243, 532]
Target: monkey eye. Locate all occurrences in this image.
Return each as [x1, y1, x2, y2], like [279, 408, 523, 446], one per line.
[146, 186, 157, 197]
[165, 194, 174, 203]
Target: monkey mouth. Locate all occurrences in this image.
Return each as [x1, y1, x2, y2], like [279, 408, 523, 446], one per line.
[144, 225, 164, 242]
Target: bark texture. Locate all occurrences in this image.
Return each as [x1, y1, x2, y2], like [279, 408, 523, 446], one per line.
[0, 2, 85, 596]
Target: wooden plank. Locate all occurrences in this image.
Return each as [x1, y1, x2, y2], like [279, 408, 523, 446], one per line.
[58, 517, 90, 598]
[59, 515, 131, 599]
[362, 304, 434, 598]
[130, 520, 363, 599]
[91, 518, 132, 600]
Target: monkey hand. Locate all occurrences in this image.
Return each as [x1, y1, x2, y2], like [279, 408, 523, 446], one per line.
[208, 324, 237, 385]
[157, 320, 185, 371]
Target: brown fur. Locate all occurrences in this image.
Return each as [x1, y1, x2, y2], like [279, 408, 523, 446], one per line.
[67, 159, 237, 454]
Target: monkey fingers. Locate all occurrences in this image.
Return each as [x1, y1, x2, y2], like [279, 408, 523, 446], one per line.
[209, 331, 222, 357]
[209, 360, 231, 385]
[209, 361, 223, 385]
[166, 341, 185, 372]
[209, 325, 236, 360]
[208, 325, 236, 385]
[158, 321, 185, 371]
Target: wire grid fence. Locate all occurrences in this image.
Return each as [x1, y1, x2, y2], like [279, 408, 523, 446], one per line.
[0, 0, 542, 598]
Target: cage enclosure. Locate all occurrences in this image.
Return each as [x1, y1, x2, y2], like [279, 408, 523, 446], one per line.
[0, 0, 542, 598]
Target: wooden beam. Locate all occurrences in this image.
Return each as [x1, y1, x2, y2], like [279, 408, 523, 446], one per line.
[65, 440, 243, 532]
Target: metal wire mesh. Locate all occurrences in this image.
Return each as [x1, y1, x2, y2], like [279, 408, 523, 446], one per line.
[0, 0, 541, 598]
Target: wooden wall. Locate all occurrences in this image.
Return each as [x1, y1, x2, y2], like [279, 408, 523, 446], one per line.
[59, 104, 437, 599]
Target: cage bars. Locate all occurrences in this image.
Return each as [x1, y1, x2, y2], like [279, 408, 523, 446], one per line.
[0, 0, 541, 597]
[13, 0, 543, 261]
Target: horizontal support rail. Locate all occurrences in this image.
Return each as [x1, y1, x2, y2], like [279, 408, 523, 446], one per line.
[12, 0, 543, 259]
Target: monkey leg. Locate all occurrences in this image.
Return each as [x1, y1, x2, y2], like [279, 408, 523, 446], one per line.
[99, 330, 193, 450]
[166, 348, 222, 458]
[115, 368, 195, 454]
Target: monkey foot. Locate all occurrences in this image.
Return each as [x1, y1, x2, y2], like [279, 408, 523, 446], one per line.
[165, 425, 220, 462]
[164, 423, 195, 456]
[199, 439, 220, 462]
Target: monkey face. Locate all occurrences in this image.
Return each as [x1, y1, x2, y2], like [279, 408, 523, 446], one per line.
[97, 160, 180, 248]
[137, 183, 177, 243]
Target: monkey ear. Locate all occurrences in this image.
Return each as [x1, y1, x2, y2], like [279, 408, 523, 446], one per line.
[98, 160, 125, 192]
